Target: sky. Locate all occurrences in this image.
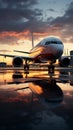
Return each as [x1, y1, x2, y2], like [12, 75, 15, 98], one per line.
[0, 0, 73, 64]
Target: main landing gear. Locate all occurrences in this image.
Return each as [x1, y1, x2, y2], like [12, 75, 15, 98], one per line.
[24, 60, 55, 74]
[24, 60, 29, 71]
[48, 64, 55, 73]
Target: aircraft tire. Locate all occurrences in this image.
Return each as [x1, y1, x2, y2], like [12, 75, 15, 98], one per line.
[24, 64, 29, 71]
[48, 65, 54, 73]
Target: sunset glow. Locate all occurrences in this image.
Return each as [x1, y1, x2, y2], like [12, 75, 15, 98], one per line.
[0, 0, 73, 64]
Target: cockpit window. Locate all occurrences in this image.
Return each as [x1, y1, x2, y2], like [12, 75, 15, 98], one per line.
[45, 42, 51, 45]
[45, 41, 57, 45]
[59, 42, 62, 44]
[51, 41, 57, 44]
[45, 41, 62, 45]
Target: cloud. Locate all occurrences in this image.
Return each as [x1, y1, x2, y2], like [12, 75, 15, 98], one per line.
[48, 8, 55, 12]
[0, 0, 37, 8]
[0, 0, 43, 32]
[0, 1, 73, 45]
[0, 31, 30, 45]
[49, 2, 73, 43]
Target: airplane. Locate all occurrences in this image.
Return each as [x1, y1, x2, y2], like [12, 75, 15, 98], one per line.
[0, 36, 70, 73]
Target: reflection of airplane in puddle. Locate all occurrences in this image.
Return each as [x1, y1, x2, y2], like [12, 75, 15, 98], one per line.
[14, 80, 63, 110]
[0, 36, 70, 73]
[29, 79, 63, 103]
[0, 78, 63, 127]
[69, 72, 73, 86]
[58, 71, 69, 84]
[57, 70, 73, 86]
[1, 69, 73, 88]
[0, 70, 63, 103]
[12, 71, 24, 84]
[11, 71, 63, 103]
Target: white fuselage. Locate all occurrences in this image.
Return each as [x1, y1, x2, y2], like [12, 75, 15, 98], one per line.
[29, 36, 64, 63]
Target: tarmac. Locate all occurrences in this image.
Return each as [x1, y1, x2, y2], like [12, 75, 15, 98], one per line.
[0, 67, 73, 130]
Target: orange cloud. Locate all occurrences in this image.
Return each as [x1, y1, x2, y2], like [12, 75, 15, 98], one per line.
[0, 25, 70, 45]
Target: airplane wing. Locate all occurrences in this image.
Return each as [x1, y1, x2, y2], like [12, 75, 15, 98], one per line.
[62, 55, 73, 58]
[67, 55, 73, 58]
[14, 50, 31, 54]
[0, 53, 33, 61]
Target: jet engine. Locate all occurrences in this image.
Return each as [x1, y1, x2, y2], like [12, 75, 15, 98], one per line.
[59, 56, 70, 67]
[12, 57, 23, 67]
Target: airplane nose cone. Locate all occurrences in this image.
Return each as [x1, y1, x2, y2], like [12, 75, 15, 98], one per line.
[54, 45, 63, 59]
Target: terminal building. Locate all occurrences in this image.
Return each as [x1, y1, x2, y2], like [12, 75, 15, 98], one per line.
[70, 51, 73, 66]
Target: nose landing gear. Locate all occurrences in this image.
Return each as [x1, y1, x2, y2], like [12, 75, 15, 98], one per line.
[48, 64, 55, 73]
[24, 64, 29, 71]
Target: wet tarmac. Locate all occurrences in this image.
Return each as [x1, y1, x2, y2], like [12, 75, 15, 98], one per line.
[0, 67, 73, 130]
